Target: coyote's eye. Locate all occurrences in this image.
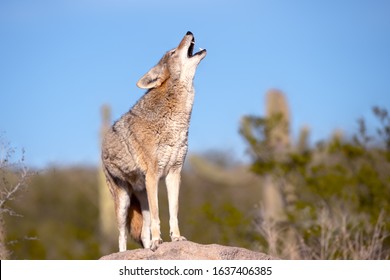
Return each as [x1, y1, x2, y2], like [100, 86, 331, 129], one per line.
[170, 50, 176, 56]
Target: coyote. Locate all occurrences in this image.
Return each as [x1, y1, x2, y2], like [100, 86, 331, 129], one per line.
[101, 31, 206, 251]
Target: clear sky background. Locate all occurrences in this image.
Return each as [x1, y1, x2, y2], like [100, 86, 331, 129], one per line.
[0, 0, 389, 168]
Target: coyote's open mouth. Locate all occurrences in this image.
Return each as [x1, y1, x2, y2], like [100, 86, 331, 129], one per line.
[187, 32, 206, 58]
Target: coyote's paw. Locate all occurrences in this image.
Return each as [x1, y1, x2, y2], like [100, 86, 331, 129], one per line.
[171, 236, 187, 242]
[150, 238, 163, 251]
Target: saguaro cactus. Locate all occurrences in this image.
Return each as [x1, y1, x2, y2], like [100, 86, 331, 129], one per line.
[297, 125, 310, 153]
[98, 105, 116, 253]
[265, 89, 291, 152]
[263, 89, 291, 221]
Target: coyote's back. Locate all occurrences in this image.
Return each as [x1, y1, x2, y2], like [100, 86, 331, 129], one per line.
[102, 31, 206, 251]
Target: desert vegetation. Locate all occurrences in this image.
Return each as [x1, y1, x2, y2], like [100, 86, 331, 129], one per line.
[240, 98, 390, 259]
[1, 100, 389, 259]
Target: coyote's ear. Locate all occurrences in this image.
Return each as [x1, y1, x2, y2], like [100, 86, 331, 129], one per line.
[136, 63, 169, 89]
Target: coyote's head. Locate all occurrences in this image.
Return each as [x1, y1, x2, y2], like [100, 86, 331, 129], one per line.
[137, 31, 207, 89]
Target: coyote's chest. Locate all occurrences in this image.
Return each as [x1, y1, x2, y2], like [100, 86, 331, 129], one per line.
[154, 88, 194, 174]
[155, 109, 191, 174]
[126, 81, 194, 174]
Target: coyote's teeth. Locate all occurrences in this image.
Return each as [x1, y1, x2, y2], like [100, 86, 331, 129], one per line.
[199, 47, 204, 51]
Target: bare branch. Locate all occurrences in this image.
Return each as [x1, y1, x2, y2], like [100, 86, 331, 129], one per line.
[0, 134, 33, 259]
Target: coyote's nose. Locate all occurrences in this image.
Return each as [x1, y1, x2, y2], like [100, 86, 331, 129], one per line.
[186, 31, 193, 36]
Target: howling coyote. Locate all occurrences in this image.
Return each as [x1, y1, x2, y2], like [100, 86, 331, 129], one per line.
[102, 31, 206, 251]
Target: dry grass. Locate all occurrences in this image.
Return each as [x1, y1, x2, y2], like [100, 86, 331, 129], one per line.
[255, 206, 389, 260]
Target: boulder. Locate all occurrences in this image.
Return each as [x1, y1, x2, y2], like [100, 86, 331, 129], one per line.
[100, 241, 278, 260]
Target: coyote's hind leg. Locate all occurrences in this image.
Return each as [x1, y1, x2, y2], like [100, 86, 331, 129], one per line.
[115, 187, 131, 252]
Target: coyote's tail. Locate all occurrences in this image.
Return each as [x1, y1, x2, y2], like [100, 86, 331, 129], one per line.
[127, 193, 143, 246]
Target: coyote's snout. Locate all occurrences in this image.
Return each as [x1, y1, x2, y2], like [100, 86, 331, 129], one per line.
[102, 32, 206, 251]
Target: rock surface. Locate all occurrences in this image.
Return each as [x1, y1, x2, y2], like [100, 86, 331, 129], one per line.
[100, 241, 278, 260]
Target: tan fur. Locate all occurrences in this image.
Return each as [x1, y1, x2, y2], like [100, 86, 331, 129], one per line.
[128, 194, 143, 245]
[101, 32, 206, 251]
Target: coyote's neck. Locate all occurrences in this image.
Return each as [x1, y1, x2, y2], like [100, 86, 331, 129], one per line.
[166, 79, 195, 115]
[133, 79, 195, 124]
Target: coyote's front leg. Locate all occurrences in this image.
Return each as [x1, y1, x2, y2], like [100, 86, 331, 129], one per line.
[166, 170, 187, 242]
[145, 172, 163, 251]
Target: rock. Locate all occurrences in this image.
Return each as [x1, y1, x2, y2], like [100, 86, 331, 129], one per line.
[100, 241, 278, 260]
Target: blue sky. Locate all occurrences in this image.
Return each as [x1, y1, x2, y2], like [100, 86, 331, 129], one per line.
[0, 0, 389, 168]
